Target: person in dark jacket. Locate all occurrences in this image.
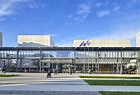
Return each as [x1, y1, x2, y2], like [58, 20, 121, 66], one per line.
[46, 69, 51, 78]
[2, 66, 6, 73]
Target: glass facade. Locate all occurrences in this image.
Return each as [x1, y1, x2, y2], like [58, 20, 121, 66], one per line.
[0, 47, 139, 74]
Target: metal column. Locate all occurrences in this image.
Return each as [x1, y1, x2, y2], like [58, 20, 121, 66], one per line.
[117, 58, 119, 73]
[98, 49, 100, 72]
[120, 50, 123, 74]
[39, 60, 41, 73]
[16, 50, 19, 72]
[84, 47, 86, 73]
[20, 59, 22, 71]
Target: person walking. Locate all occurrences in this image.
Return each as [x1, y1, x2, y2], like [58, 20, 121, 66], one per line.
[2, 66, 6, 74]
[46, 69, 51, 78]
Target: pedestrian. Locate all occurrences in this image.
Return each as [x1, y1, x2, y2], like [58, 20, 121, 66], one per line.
[55, 69, 57, 75]
[2, 66, 5, 74]
[46, 69, 51, 78]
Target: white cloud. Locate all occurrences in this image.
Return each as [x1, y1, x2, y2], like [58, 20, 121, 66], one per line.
[0, 0, 41, 20]
[112, 5, 120, 13]
[0, 0, 15, 17]
[25, 2, 45, 9]
[76, 4, 91, 18]
[0, 0, 29, 19]
[27, 3, 38, 9]
[96, 10, 110, 18]
[70, 3, 92, 22]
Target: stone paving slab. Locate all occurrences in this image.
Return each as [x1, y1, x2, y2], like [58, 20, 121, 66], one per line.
[1, 73, 140, 92]
[0, 84, 140, 92]
[0, 91, 101, 95]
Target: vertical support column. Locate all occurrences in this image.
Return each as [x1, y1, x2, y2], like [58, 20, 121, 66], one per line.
[98, 49, 100, 72]
[84, 47, 86, 73]
[117, 58, 119, 73]
[136, 59, 139, 74]
[39, 61, 41, 73]
[92, 47, 93, 71]
[88, 47, 89, 70]
[16, 50, 19, 72]
[7, 59, 9, 71]
[20, 59, 22, 71]
[73, 58, 76, 73]
[74, 62, 76, 73]
[95, 49, 98, 72]
[137, 51, 140, 74]
[40, 49, 42, 73]
[120, 50, 123, 74]
[92, 60, 93, 71]
[98, 62, 99, 72]
[51, 58, 53, 70]
[74, 50, 76, 73]
[42, 62, 44, 73]
[95, 59, 97, 71]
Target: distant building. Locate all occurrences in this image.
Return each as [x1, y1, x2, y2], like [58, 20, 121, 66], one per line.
[18, 35, 54, 47]
[17, 35, 55, 70]
[136, 32, 140, 47]
[1, 32, 140, 74]
[73, 40, 130, 47]
[0, 32, 2, 47]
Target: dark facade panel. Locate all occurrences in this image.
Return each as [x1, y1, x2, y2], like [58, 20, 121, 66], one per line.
[0, 47, 140, 51]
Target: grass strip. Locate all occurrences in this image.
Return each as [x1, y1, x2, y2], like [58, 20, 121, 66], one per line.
[80, 76, 140, 79]
[84, 80, 140, 86]
[100, 91, 140, 95]
[0, 74, 20, 77]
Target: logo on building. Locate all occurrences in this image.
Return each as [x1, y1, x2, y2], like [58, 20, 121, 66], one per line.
[79, 40, 90, 47]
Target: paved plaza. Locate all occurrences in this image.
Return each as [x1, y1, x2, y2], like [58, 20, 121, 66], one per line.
[0, 73, 140, 95]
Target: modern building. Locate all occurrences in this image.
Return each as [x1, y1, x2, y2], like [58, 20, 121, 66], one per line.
[136, 32, 140, 47]
[73, 40, 130, 47]
[0, 47, 139, 74]
[18, 35, 54, 47]
[17, 35, 55, 71]
[0, 32, 2, 47]
[0, 32, 140, 74]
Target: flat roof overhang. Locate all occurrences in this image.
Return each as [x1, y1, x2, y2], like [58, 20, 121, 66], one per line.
[0, 47, 140, 51]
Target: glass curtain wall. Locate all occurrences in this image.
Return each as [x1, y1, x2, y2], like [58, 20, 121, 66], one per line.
[75, 50, 138, 74]
[18, 50, 40, 72]
[0, 48, 138, 73]
[0, 50, 17, 71]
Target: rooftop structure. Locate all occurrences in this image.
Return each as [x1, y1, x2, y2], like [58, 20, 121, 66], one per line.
[18, 35, 54, 47]
[73, 40, 130, 47]
[136, 32, 140, 47]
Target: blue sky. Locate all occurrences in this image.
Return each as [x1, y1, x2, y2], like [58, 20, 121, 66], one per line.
[0, 0, 140, 47]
